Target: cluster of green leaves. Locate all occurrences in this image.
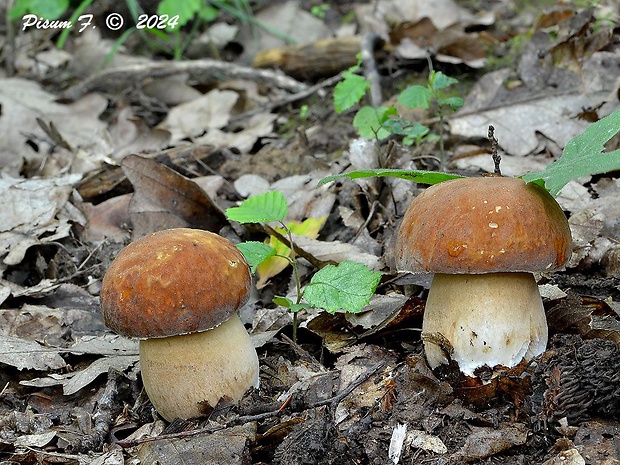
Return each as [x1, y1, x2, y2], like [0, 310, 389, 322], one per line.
[334, 57, 463, 147]
[226, 191, 381, 339]
[320, 108, 620, 198]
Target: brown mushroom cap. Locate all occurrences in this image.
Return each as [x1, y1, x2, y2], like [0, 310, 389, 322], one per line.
[101, 228, 251, 339]
[396, 177, 572, 274]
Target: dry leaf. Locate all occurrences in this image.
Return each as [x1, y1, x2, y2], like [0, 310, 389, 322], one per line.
[157, 89, 238, 143]
[0, 175, 81, 265]
[0, 335, 66, 371]
[121, 155, 228, 239]
[0, 78, 107, 173]
[195, 112, 277, 153]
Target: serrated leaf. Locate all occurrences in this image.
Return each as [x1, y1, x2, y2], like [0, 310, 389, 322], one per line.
[226, 191, 288, 224]
[273, 296, 312, 313]
[303, 260, 381, 314]
[318, 169, 464, 186]
[521, 109, 620, 197]
[402, 123, 431, 145]
[398, 85, 432, 109]
[438, 96, 464, 110]
[353, 106, 396, 140]
[431, 71, 459, 91]
[334, 74, 370, 113]
[236, 242, 275, 273]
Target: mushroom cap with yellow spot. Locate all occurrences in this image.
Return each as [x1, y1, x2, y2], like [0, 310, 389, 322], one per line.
[101, 228, 251, 338]
[396, 177, 573, 274]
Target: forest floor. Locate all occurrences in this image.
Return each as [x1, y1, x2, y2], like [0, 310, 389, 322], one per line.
[0, 0, 619, 464]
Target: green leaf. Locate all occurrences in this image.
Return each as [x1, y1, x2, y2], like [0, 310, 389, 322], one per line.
[10, 0, 69, 20]
[236, 242, 275, 273]
[303, 261, 381, 314]
[402, 123, 431, 146]
[226, 191, 288, 224]
[437, 96, 464, 110]
[521, 109, 620, 197]
[158, 0, 202, 27]
[353, 105, 396, 140]
[318, 169, 464, 186]
[430, 71, 459, 91]
[273, 296, 312, 313]
[380, 119, 429, 146]
[334, 74, 369, 113]
[197, 5, 219, 22]
[398, 85, 431, 109]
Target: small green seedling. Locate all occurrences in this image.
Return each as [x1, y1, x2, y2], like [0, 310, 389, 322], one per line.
[226, 191, 381, 342]
[310, 4, 330, 19]
[320, 108, 620, 199]
[334, 58, 463, 168]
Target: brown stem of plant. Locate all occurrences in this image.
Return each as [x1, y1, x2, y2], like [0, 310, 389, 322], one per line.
[262, 224, 332, 270]
[488, 125, 502, 175]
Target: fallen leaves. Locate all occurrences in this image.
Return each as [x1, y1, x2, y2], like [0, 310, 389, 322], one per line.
[0, 175, 81, 266]
[1, 1, 619, 464]
[0, 79, 107, 174]
[449, 8, 619, 158]
[121, 154, 228, 239]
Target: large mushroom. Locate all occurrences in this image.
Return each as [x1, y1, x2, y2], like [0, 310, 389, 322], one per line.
[395, 177, 572, 377]
[100, 228, 259, 421]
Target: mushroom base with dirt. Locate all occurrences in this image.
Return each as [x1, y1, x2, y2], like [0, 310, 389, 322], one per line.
[422, 272, 547, 377]
[140, 313, 259, 422]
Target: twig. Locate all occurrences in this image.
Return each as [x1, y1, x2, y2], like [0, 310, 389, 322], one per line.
[488, 125, 502, 175]
[309, 361, 385, 408]
[115, 361, 385, 448]
[262, 224, 333, 270]
[0, 382, 9, 398]
[73, 368, 126, 452]
[231, 73, 343, 123]
[61, 59, 308, 101]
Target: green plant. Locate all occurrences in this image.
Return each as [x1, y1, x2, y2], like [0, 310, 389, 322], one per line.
[321, 108, 620, 199]
[10, 0, 294, 61]
[310, 4, 330, 19]
[226, 191, 381, 342]
[9, 0, 68, 20]
[334, 57, 463, 169]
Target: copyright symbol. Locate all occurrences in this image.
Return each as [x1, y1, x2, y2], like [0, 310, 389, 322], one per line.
[105, 13, 124, 30]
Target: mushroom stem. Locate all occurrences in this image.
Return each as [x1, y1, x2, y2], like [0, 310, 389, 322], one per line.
[422, 272, 547, 377]
[139, 313, 259, 421]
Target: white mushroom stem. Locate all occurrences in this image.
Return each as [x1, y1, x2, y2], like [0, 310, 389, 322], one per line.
[139, 313, 259, 421]
[422, 272, 547, 377]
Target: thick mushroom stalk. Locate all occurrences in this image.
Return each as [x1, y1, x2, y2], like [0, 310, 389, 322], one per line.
[100, 228, 260, 421]
[140, 313, 259, 421]
[423, 272, 547, 377]
[395, 177, 572, 377]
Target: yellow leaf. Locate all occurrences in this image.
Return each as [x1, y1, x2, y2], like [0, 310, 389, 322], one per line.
[256, 216, 327, 288]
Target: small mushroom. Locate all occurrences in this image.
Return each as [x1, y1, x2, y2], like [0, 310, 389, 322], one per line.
[396, 177, 572, 377]
[100, 228, 259, 421]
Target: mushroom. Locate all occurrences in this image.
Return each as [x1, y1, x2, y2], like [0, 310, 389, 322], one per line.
[100, 228, 259, 421]
[395, 177, 572, 377]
